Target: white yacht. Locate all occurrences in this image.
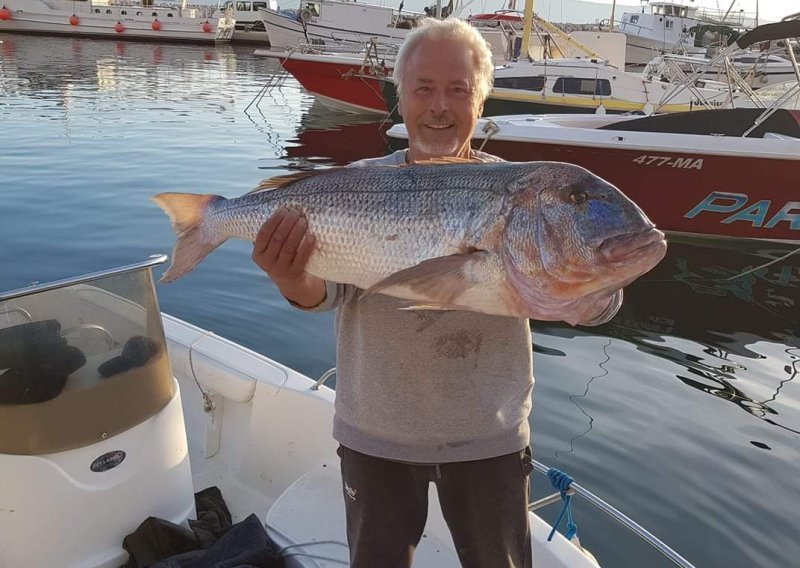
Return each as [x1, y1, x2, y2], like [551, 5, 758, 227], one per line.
[214, 0, 279, 43]
[618, 1, 756, 66]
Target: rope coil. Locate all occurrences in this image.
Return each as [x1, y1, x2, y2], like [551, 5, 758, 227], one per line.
[546, 468, 578, 542]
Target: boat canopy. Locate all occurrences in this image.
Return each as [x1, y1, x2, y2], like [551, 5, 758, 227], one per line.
[736, 20, 800, 50]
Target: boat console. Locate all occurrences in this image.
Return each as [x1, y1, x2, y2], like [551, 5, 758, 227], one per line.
[0, 256, 195, 568]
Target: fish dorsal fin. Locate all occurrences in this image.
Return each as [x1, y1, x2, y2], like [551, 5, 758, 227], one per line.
[408, 156, 481, 166]
[246, 167, 344, 195]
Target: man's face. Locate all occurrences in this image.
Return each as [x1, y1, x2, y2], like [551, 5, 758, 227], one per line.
[398, 38, 484, 160]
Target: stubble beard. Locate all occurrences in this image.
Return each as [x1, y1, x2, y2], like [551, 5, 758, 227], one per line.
[412, 133, 460, 159]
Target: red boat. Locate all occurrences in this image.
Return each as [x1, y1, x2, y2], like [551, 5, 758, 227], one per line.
[467, 11, 524, 25]
[256, 48, 390, 115]
[387, 108, 800, 244]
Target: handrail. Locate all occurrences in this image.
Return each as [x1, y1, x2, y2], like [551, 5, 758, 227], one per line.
[531, 460, 697, 568]
[0, 254, 168, 302]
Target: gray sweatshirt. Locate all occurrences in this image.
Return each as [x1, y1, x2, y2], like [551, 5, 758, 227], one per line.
[299, 150, 620, 464]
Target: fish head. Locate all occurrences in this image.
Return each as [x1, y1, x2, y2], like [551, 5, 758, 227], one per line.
[503, 162, 667, 303]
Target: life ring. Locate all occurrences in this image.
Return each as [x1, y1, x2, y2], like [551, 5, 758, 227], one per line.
[299, 8, 312, 22]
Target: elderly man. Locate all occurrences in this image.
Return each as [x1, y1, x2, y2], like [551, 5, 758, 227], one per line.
[252, 17, 620, 568]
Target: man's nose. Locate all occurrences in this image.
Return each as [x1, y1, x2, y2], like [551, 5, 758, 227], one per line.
[428, 90, 449, 113]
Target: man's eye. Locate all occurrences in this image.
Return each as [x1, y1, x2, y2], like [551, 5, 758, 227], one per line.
[416, 86, 431, 93]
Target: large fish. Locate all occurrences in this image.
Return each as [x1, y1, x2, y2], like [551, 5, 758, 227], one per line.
[152, 161, 666, 325]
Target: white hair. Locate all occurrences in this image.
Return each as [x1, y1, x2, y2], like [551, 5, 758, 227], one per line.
[392, 17, 494, 103]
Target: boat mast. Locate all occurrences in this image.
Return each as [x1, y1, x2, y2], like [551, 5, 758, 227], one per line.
[609, 0, 617, 32]
[520, 0, 534, 60]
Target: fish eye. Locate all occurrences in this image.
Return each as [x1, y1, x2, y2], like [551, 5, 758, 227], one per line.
[569, 188, 588, 205]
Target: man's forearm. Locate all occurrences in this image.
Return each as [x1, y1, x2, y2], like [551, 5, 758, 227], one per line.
[278, 276, 327, 309]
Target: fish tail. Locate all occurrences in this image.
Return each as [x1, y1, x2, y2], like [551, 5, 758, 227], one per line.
[151, 192, 226, 283]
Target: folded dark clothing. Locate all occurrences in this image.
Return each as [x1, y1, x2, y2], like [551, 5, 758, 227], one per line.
[123, 517, 199, 568]
[98, 335, 162, 378]
[0, 319, 62, 369]
[0, 340, 86, 404]
[190, 486, 232, 550]
[123, 487, 282, 568]
[151, 514, 283, 568]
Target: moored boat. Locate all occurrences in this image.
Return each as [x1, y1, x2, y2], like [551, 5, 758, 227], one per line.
[255, 44, 392, 114]
[213, 0, 278, 43]
[257, 0, 423, 51]
[387, 108, 800, 243]
[0, 0, 235, 43]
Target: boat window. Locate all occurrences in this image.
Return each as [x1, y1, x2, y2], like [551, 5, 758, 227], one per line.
[237, 1, 251, 11]
[306, 2, 320, 16]
[136, 11, 142, 15]
[630, 15, 639, 24]
[493, 76, 546, 91]
[121, 10, 127, 14]
[253, 1, 267, 9]
[0, 268, 174, 456]
[553, 78, 612, 96]
[167, 12, 173, 16]
[106, 9, 112, 13]
[152, 12, 158, 16]
[665, 20, 673, 29]
[94, 8, 100, 12]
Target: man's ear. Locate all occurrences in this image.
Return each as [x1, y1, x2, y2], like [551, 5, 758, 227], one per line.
[397, 96, 404, 118]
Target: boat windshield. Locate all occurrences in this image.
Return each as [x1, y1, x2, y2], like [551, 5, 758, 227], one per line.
[0, 261, 173, 456]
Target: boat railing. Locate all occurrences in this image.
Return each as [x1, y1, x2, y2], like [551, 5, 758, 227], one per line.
[0, 255, 168, 303]
[312, 367, 696, 568]
[656, 21, 800, 114]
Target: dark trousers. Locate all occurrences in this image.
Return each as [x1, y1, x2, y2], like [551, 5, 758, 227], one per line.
[337, 445, 533, 568]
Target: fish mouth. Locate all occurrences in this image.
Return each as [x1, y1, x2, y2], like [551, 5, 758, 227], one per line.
[600, 228, 666, 263]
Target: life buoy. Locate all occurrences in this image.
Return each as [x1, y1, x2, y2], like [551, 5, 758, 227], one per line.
[299, 8, 312, 22]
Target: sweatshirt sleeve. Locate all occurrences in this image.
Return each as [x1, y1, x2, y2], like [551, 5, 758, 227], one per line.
[578, 290, 623, 327]
[286, 281, 359, 313]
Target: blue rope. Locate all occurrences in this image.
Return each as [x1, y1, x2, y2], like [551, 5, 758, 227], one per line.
[546, 468, 578, 542]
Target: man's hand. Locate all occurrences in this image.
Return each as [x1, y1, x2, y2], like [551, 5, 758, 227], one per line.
[252, 209, 326, 308]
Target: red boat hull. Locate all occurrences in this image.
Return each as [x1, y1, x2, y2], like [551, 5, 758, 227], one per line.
[481, 140, 800, 243]
[280, 57, 389, 114]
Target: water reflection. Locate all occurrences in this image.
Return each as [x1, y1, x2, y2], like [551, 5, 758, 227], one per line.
[539, 236, 800, 446]
[282, 100, 392, 167]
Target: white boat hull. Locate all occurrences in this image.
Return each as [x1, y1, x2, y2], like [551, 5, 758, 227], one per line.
[0, 0, 235, 43]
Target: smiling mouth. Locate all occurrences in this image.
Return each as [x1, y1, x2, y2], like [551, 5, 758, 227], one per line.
[425, 124, 453, 130]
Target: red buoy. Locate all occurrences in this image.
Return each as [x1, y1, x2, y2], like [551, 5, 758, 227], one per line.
[202, 21, 212, 33]
[69, 14, 79, 26]
[114, 21, 124, 33]
[0, 7, 12, 20]
[151, 19, 161, 30]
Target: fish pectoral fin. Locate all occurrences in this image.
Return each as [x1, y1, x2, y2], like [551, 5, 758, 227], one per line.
[365, 251, 491, 307]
